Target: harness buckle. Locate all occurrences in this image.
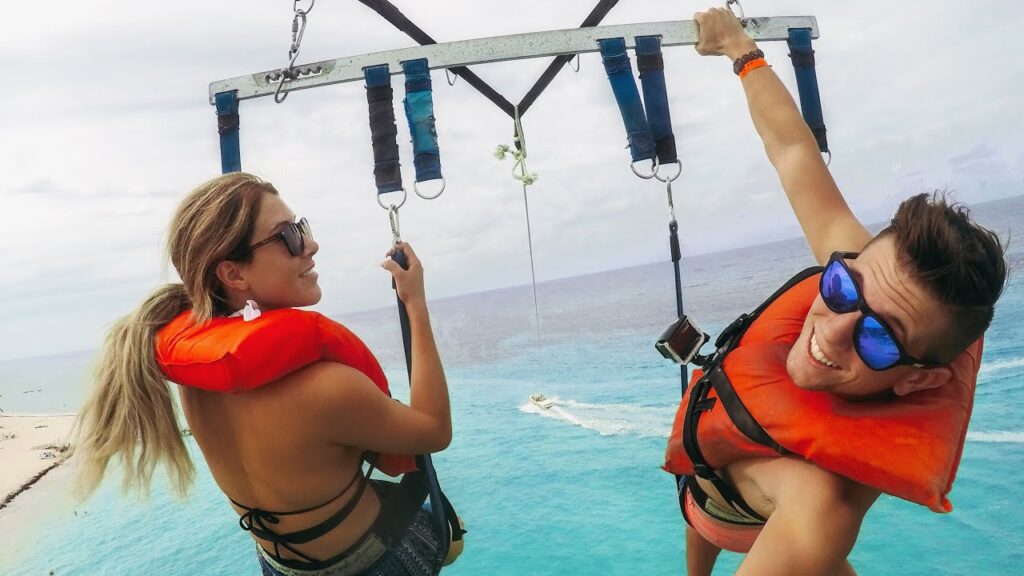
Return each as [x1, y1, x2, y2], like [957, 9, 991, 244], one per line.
[715, 313, 750, 349]
[692, 463, 715, 479]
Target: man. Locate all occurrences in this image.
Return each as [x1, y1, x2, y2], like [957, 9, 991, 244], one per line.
[666, 8, 1008, 575]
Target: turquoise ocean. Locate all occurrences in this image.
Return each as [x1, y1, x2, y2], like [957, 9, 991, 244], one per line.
[2, 195, 1022, 575]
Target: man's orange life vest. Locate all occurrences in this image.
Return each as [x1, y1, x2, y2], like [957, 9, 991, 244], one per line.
[155, 308, 417, 476]
[664, 269, 981, 513]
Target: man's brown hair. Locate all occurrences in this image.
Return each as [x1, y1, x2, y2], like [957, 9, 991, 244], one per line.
[875, 191, 1007, 362]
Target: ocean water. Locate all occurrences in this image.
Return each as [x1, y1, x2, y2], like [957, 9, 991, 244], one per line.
[2, 195, 1022, 576]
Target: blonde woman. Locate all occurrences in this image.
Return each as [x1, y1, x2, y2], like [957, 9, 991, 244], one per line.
[73, 173, 460, 576]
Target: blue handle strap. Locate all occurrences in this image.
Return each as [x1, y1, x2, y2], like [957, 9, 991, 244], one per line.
[635, 36, 677, 165]
[214, 91, 241, 174]
[598, 38, 655, 163]
[786, 28, 829, 154]
[364, 64, 404, 194]
[401, 59, 442, 183]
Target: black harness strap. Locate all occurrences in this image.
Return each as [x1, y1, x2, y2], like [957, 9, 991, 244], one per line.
[390, 249, 459, 556]
[682, 375, 767, 522]
[517, 0, 621, 116]
[357, 0, 621, 120]
[678, 266, 824, 523]
[707, 369, 787, 453]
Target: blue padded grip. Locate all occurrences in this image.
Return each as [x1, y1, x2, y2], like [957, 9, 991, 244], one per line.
[402, 59, 442, 182]
[786, 29, 829, 154]
[598, 38, 655, 163]
[214, 91, 241, 174]
[635, 35, 677, 165]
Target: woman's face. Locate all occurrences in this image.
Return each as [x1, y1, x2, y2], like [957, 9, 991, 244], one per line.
[230, 193, 321, 311]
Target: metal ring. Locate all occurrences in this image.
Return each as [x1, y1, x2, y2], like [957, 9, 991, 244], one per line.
[654, 160, 683, 183]
[445, 69, 458, 86]
[376, 188, 407, 211]
[413, 177, 446, 200]
[630, 157, 659, 180]
[823, 150, 832, 167]
[726, 0, 745, 20]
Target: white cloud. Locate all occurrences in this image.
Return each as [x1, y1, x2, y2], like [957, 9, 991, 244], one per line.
[1, 0, 1021, 359]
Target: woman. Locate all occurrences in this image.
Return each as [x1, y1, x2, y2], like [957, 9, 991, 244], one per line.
[73, 172, 460, 575]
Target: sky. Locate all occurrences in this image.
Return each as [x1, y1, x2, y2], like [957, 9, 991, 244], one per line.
[0, 0, 1021, 361]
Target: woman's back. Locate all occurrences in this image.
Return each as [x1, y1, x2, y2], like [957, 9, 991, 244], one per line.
[179, 362, 383, 562]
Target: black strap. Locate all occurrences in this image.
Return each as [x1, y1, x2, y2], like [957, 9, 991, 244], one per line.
[676, 267, 825, 524]
[682, 376, 767, 522]
[364, 64, 403, 194]
[233, 466, 373, 569]
[357, 0, 621, 120]
[516, 0, 621, 116]
[390, 249, 455, 556]
[370, 473, 431, 545]
[707, 369, 786, 453]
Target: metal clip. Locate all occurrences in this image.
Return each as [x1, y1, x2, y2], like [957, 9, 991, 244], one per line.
[274, 0, 316, 103]
[388, 204, 402, 245]
[665, 179, 677, 223]
[726, 0, 749, 26]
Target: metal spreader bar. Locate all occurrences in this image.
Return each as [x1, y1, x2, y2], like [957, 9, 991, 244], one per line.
[209, 16, 818, 104]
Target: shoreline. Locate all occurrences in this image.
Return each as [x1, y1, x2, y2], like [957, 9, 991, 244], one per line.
[0, 414, 76, 513]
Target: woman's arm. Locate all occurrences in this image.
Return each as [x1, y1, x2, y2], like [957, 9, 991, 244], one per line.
[303, 241, 452, 455]
[694, 8, 872, 262]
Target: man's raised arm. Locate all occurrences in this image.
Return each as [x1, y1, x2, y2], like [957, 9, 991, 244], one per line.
[694, 8, 872, 263]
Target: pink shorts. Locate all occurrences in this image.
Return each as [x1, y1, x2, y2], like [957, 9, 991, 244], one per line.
[685, 489, 762, 553]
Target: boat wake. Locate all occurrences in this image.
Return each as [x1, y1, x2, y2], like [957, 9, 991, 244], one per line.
[519, 397, 675, 438]
[517, 397, 1024, 445]
[979, 356, 1024, 377]
[966, 430, 1024, 444]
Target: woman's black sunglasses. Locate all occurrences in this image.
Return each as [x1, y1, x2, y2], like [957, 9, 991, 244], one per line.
[248, 217, 312, 257]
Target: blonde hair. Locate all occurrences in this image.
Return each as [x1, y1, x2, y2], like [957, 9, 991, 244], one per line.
[72, 172, 279, 498]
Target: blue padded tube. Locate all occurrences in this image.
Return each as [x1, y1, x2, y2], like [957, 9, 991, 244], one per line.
[401, 59, 442, 182]
[635, 35, 677, 165]
[214, 91, 241, 174]
[786, 28, 829, 154]
[598, 38, 655, 162]
[364, 64, 404, 194]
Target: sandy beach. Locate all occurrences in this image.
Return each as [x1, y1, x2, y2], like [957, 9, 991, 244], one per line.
[0, 414, 76, 511]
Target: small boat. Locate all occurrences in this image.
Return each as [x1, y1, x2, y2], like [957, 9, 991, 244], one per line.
[529, 394, 555, 409]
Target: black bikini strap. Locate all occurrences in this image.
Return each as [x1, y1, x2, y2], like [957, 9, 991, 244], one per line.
[233, 464, 372, 548]
[230, 464, 365, 518]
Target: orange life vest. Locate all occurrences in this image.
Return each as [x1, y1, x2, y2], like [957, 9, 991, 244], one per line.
[664, 269, 981, 513]
[155, 308, 417, 476]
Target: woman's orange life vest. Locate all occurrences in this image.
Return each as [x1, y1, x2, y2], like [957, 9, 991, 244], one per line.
[664, 271, 982, 513]
[155, 308, 417, 476]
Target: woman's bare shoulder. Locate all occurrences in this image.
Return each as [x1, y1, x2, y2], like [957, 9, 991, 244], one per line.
[272, 361, 389, 414]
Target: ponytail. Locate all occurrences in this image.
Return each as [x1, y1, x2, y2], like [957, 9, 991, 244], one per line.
[72, 283, 194, 499]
